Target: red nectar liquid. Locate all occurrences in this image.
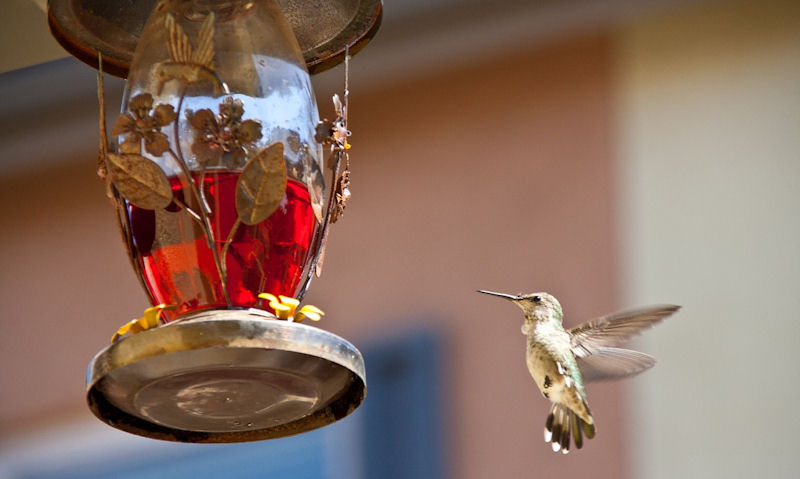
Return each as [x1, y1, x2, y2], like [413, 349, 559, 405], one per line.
[125, 171, 316, 321]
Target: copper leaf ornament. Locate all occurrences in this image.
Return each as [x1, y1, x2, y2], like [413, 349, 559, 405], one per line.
[106, 153, 173, 210]
[235, 142, 287, 225]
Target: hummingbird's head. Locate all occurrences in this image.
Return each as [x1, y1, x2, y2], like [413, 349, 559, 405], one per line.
[477, 290, 563, 322]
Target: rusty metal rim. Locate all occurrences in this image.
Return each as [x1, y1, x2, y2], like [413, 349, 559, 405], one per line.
[47, 0, 382, 78]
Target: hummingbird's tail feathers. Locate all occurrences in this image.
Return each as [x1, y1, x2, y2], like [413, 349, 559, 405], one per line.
[575, 347, 657, 382]
[571, 411, 583, 450]
[569, 305, 680, 351]
[544, 403, 596, 453]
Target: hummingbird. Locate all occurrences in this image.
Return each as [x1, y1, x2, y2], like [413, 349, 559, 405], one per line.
[477, 290, 679, 453]
[155, 12, 227, 96]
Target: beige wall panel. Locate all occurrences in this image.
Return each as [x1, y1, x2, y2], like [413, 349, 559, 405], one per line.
[617, 0, 800, 477]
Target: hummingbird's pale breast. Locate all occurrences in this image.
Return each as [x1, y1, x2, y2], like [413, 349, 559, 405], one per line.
[526, 323, 593, 425]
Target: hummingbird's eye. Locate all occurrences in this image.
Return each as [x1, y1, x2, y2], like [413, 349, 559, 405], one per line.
[532, 295, 542, 303]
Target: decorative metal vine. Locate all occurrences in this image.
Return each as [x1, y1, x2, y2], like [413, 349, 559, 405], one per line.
[309, 46, 354, 279]
[97, 13, 290, 309]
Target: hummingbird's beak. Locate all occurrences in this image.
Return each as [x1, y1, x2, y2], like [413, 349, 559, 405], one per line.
[477, 290, 519, 301]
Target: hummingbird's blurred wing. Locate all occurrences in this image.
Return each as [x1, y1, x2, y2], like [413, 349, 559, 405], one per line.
[568, 305, 678, 382]
[568, 305, 679, 350]
[574, 347, 656, 382]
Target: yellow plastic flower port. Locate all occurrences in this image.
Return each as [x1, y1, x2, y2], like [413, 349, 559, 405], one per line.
[111, 304, 176, 343]
[258, 293, 324, 323]
[295, 304, 324, 322]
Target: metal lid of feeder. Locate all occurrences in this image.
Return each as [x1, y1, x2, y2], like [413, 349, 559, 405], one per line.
[47, 0, 383, 78]
[87, 309, 366, 443]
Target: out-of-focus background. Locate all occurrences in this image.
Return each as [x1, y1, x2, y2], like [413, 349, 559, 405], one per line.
[1, 0, 799, 477]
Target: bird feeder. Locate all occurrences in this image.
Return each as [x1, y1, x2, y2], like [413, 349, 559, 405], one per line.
[47, 0, 381, 443]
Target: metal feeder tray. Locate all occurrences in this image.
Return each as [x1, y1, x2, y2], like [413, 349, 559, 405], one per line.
[86, 309, 366, 442]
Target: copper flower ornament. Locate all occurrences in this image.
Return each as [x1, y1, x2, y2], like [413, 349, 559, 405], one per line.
[187, 97, 263, 168]
[112, 93, 177, 156]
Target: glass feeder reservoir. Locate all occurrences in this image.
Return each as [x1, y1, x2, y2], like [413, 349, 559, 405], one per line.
[48, 0, 382, 442]
[118, 1, 325, 320]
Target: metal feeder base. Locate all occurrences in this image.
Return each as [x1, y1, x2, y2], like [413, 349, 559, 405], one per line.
[86, 309, 366, 443]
